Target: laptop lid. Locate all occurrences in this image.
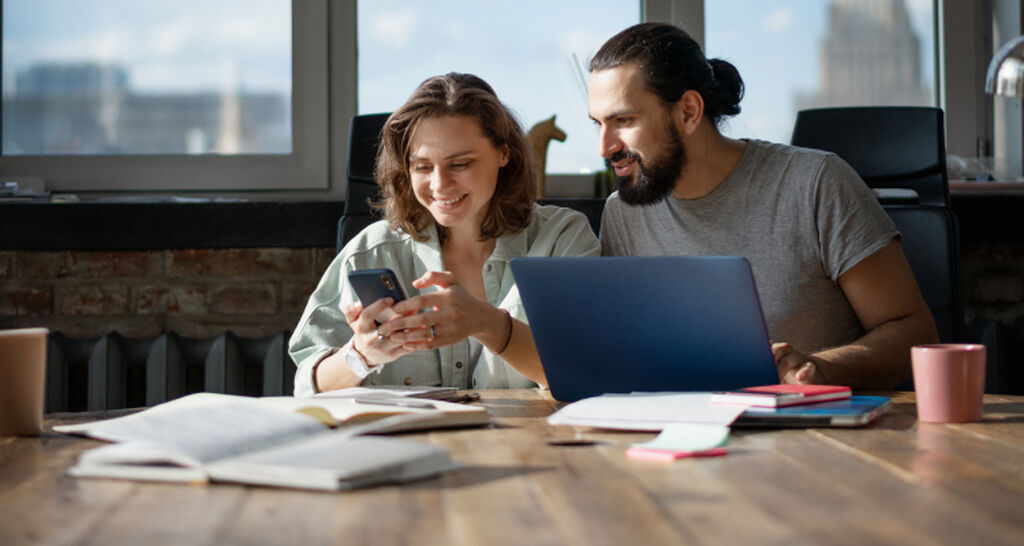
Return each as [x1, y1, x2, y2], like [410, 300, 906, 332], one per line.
[510, 256, 779, 402]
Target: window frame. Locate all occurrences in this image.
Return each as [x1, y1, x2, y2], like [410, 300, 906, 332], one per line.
[0, 0, 331, 194]
[658, 0, 1017, 174]
[1, 0, 1012, 198]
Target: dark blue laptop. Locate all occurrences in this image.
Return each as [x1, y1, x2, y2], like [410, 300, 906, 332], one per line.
[510, 256, 779, 402]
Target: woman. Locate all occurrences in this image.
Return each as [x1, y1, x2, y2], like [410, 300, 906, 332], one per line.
[289, 73, 600, 395]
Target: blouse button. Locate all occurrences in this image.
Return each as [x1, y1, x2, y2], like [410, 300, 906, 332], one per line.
[485, 264, 493, 272]
[404, 377, 413, 385]
[455, 361, 463, 369]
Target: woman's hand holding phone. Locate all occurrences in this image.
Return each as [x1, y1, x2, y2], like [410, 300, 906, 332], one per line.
[345, 268, 419, 366]
[345, 268, 507, 360]
[341, 297, 418, 367]
[379, 271, 507, 352]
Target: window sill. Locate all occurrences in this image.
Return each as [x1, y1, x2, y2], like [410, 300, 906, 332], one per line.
[0, 198, 606, 251]
[5, 192, 1011, 250]
[0, 201, 345, 250]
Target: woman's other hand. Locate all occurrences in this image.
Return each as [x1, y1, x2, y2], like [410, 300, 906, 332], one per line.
[380, 271, 507, 351]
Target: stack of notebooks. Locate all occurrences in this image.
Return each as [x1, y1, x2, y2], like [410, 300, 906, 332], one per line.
[55, 391, 488, 491]
[547, 385, 892, 431]
[710, 385, 891, 428]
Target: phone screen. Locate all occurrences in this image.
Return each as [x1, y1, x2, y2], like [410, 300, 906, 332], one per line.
[347, 268, 406, 322]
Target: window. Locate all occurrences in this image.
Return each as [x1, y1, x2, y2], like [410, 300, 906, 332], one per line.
[0, 1, 1009, 197]
[705, 0, 936, 145]
[4, 0, 292, 155]
[357, 0, 640, 176]
[0, 0, 328, 192]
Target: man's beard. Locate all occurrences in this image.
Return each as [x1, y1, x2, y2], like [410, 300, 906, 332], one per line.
[609, 122, 686, 206]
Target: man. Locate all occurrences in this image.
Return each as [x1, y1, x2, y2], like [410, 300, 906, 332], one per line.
[588, 23, 938, 388]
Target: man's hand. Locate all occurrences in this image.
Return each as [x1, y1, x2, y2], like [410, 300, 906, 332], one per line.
[771, 341, 817, 384]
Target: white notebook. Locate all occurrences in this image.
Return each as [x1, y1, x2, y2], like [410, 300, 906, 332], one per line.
[55, 392, 470, 490]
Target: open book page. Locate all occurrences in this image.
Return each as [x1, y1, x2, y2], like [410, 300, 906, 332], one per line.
[56, 395, 466, 487]
[259, 396, 489, 432]
[67, 455, 210, 483]
[206, 433, 458, 491]
[65, 412, 460, 485]
[55, 393, 328, 464]
[548, 393, 748, 431]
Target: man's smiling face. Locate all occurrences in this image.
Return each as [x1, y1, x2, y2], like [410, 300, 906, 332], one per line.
[589, 63, 686, 205]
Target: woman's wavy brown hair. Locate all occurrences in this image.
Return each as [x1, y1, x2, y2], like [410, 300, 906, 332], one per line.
[373, 72, 537, 242]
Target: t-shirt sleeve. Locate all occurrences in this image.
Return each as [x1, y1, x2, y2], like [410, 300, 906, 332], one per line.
[814, 154, 900, 280]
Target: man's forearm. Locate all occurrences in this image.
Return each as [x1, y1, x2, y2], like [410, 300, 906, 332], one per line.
[810, 311, 939, 389]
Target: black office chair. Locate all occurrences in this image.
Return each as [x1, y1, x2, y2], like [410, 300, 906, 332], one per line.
[791, 106, 963, 343]
[791, 106, 949, 207]
[337, 113, 391, 253]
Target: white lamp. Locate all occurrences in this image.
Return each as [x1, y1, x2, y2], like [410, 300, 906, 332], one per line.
[986, 36, 1024, 97]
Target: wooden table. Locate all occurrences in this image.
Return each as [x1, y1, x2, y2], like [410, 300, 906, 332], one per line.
[2, 390, 1024, 545]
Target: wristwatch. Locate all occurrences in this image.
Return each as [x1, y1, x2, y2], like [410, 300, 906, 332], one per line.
[343, 343, 378, 380]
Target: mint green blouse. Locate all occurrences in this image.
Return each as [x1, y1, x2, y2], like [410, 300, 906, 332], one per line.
[289, 205, 601, 396]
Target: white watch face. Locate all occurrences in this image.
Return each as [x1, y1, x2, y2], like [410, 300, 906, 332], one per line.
[345, 346, 371, 379]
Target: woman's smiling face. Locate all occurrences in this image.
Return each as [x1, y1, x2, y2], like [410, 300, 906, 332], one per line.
[408, 115, 509, 235]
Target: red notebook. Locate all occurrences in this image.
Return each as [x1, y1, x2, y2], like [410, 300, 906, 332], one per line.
[710, 385, 851, 408]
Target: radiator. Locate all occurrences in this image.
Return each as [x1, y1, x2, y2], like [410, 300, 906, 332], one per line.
[45, 331, 295, 412]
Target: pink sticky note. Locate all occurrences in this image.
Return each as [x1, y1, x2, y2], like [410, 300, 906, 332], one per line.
[625, 446, 728, 462]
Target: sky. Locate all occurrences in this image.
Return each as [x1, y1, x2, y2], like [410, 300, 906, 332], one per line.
[357, 0, 639, 174]
[2, 0, 292, 94]
[706, 0, 935, 144]
[3, 0, 935, 172]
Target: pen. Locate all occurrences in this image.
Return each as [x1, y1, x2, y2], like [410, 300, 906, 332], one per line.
[353, 397, 437, 409]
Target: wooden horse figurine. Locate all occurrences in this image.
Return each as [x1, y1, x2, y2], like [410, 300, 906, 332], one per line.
[527, 115, 566, 198]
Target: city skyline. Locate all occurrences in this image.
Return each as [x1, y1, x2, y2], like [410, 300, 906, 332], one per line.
[3, 61, 288, 155]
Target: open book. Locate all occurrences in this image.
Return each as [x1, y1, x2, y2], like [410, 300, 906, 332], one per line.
[54, 392, 487, 490]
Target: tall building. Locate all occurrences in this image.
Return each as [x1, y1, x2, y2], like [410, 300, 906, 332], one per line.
[797, 0, 931, 110]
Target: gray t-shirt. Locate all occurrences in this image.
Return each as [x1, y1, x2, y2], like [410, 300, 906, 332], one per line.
[600, 139, 898, 354]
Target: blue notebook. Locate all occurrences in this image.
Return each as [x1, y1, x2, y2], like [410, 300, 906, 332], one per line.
[731, 395, 893, 428]
[510, 256, 779, 402]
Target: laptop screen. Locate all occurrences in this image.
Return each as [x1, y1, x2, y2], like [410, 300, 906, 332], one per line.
[511, 256, 779, 401]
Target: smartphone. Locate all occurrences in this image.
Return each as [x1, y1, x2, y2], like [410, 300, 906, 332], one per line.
[347, 268, 407, 323]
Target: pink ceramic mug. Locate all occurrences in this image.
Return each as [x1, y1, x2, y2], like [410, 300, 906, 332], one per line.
[911, 344, 986, 423]
[0, 328, 48, 436]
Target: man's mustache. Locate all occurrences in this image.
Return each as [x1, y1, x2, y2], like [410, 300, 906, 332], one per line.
[606, 150, 641, 166]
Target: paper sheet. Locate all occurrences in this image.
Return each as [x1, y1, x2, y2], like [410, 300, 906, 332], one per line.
[547, 392, 746, 431]
[630, 423, 730, 452]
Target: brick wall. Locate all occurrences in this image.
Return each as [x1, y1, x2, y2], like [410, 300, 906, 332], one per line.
[3, 243, 1018, 338]
[0, 247, 335, 339]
